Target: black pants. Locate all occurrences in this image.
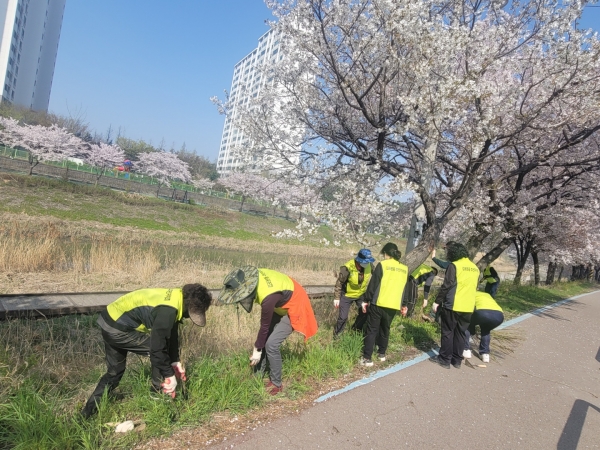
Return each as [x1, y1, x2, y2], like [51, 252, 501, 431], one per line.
[334, 295, 361, 336]
[404, 277, 418, 316]
[485, 281, 500, 298]
[465, 309, 504, 354]
[362, 304, 397, 359]
[351, 304, 369, 334]
[439, 309, 472, 366]
[82, 324, 157, 416]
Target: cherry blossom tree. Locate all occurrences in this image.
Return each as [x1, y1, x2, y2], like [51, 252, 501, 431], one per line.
[136, 151, 192, 196]
[216, 0, 600, 271]
[218, 171, 271, 212]
[191, 177, 215, 193]
[0, 117, 22, 151]
[25, 124, 87, 176]
[85, 142, 126, 186]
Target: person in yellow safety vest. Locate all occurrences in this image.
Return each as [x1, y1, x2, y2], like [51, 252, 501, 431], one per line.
[463, 291, 504, 363]
[429, 242, 479, 369]
[218, 266, 318, 395]
[81, 284, 212, 418]
[482, 265, 501, 298]
[405, 264, 439, 316]
[333, 249, 376, 338]
[359, 243, 408, 367]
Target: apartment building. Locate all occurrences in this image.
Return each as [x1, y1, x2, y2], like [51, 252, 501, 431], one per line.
[216, 28, 283, 174]
[0, 0, 66, 111]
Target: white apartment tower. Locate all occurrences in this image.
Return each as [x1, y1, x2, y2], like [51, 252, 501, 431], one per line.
[0, 0, 66, 111]
[217, 28, 282, 174]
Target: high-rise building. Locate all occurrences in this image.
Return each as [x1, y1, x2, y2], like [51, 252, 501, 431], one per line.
[0, 0, 66, 111]
[217, 28, 282, 174]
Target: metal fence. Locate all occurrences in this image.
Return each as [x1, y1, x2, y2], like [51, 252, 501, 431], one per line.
[0, 153, 299, 221]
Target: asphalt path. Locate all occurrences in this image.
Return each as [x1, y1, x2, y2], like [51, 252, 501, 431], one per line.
[213, 290, 600, 449]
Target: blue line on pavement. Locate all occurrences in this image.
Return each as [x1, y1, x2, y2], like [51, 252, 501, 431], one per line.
[315, 289, 599, 403]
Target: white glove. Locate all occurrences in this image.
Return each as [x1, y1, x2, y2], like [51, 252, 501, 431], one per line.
[422, 299, 428, 308]
[432, 303, 439, 313]
[171, 362, 187, 381]
[431, 249, 436, 258]
[334, 299, 340, 308]
[361, 302, 368, 313]
[249, 347, 262, 366]
[161, 375, 177, 398]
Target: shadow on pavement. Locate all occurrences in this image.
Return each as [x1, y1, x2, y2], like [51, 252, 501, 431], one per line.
[596, 346, 600, 364]
[529, 301, 583, 322]
[557, 399, 600, 450]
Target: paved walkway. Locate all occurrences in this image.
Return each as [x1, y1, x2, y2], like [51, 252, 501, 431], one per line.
[215, 291, 600, 449]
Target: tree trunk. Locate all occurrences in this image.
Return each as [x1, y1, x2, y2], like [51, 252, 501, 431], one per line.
[402, 220, 444, 273]
[240, 195, 246, 212]
[557, 265, 564, 282]
[466, 224, 491, 260]
[532, 250, 540, 286]
[513, 237, 532, 286]
[545, 261, 556, 285]
[475, 237, 512, 271]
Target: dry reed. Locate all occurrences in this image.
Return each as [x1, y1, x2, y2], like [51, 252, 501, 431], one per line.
[0, 214, 350, 293]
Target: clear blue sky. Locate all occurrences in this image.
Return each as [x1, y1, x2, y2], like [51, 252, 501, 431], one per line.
[49, 1, 276, 160]
[48, 2, 599, 162]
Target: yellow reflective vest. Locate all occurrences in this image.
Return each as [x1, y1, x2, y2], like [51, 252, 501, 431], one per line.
[343, 259, 372, 298]
[374, 259, 408, 310]
[451, 258, 479, 313]
[475, 291, 503, 312]
[106, 288, 183, 333]
[410, 264, 434, 285]
[255, 268, 295, 316]
[483, 266, 498, 284]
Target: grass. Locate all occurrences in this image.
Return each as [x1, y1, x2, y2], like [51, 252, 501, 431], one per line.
[1, 281, 595, 449]
[0, 170, 596, 447]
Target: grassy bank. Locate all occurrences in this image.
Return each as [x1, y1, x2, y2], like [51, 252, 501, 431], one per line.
[0, 281, 596, 449]
[0, 173, 406, 293]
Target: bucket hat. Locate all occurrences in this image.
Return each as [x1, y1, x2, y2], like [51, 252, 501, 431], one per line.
[355, 249, 375, 264]
[218, 266, 259, 313]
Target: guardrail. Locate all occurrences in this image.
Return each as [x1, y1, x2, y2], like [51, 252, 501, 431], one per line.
[0, 286, 334, 320]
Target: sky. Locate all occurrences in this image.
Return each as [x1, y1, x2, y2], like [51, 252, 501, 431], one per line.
[48, 2, 600, 162]
[49, 1, 276, 160]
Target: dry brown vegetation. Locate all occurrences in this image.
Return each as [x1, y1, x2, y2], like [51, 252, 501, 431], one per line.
[0, 213, 355, 293]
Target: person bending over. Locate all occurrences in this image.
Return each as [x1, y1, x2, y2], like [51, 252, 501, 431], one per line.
[81, 284, 212, 418]
[218, 267, 318, 395]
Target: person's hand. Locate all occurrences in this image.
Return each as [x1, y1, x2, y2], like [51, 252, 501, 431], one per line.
[171, 362, 186, 381]
[422, 299, 428, 308]
[361, 302, 368, 313]
[431, 249, 436, 258]
[249, 347, 262, 366]
[334, 299, 340, 308]
[401, 306, 408, 317]
[162, 375, 177, 398]
[431, 303, 439, 313]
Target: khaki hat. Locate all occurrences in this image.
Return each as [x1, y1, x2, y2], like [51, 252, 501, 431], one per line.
[218, 266, 259, 313]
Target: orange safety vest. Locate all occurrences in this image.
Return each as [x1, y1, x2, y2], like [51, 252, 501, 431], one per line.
[282, 279, 318, 341]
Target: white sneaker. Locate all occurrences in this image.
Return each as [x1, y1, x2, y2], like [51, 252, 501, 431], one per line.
[377, 354, 386, 362]
[482, 354, 490, 363]
[462, 350, 472, 359]
[360, 357, 374, 367]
